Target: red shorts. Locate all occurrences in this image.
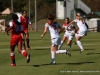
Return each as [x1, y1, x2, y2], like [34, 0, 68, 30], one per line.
[10, 34, 22, 46]
[24, 29, 28, 33]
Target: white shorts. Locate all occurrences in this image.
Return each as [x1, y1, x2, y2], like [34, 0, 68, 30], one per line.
[51, 37, 61, 46]
[64, 32, 74, 40]
[77, 30, 87, 37]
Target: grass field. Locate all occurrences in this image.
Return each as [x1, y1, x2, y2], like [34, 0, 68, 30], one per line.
[0, 31, 100, 75]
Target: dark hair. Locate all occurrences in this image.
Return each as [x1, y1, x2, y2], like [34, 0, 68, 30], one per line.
[11, 13, 21, 26]
[65, 17, 69, 21]
[47, 14, 55, 20]
[12, 14, 18, 22]
[22, 10, 27, 14]
[65, 17, 70, 23]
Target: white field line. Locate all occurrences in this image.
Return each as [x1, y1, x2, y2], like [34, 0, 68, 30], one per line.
[0, 44, 98, 50]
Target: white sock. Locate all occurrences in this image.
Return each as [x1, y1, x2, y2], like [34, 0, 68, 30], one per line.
[76, 41, 84, 50]
[75, 33, 77, 38]
[56, 50, 66, 54]
[58, 41, 63, 50]
[51, 50, 55, 63]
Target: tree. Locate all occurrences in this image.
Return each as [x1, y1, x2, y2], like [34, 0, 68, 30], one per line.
[0, 0, 11, 12]
[82, 0, 100, 12]
[0, 0, 56, 20]
[13, 0, 27, 12]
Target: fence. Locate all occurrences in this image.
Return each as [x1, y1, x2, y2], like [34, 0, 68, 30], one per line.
[0, 19, 6, 32]
[88, 27, 97, 32]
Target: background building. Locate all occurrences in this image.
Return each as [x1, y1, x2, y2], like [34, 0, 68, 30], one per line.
[56, 0, 91, 19]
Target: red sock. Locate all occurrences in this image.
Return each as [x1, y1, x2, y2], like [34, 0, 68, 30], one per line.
[10, 52, 15, 63]
[21, 50, 28, 57]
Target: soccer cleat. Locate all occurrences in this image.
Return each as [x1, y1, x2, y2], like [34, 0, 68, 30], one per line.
[66, 50, 71, 57]
[50, 62, 56, 65]
[27, 54, 30, 63]
[27, 46, 31, 50]
[28, 47, 31, 50]
[80, 49, 84, 54]
[10, 63, 16, 66]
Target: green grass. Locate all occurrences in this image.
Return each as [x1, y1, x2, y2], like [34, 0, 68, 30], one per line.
[0, 31, 100, 75]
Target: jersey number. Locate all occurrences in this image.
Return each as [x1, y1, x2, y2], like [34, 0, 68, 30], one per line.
[52, 25, 57, 30]
[15, 25, 20, 31]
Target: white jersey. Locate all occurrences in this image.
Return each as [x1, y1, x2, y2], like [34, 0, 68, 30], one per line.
[62, 24, 67, 31]
[63, 24, 75, 40]
[65, 24, 74, 33]
[45, 23, 60, 39]
[62, 23, 74, 33]
[74, 19, 87, 31]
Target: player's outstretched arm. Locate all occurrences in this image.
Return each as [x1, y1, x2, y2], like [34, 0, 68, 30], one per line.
[58, 25, 63, 34]
[67, 20, 75, 30]
[73, 25, 77, 33]
[41, 26, 48, 38]
[5, 26, 13, 35]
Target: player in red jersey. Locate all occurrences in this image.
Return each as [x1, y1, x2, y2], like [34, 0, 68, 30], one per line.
[6, 14, 30, 66]
[18, 10, 33, 50]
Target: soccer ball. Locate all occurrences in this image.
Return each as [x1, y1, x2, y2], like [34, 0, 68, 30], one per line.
[15, 12, 22, 18]
[71, 31, 75, 36]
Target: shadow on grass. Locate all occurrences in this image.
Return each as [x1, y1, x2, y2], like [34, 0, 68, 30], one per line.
[72, 49, 95, 51]
[34, 48, 50, 50]
[87, 52, 100, 55]
[21, 62, 94, 67]
[85, 49, 95, 51]
[66, 62, 94, 65]
[34, 62, 94, 67]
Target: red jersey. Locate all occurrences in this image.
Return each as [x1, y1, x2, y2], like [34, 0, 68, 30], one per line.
[10, 21, 23, 45]
[63, 23, 68, 26]
[11, 21, 22, 35]
[20, 16, 29, 30]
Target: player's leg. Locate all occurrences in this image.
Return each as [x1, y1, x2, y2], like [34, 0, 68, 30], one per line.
[65, 39, 72, 57]
[21, 33, 26, 50]
[50, 38, 60, 64]
[66, 35, 74, 51]
[55, 43, 71, 56]
[50, 46, 56, 64]
[75, 31, 85, 53]
[67, 40, 72, 50]
[17, 36, 30, 63]
[55, 38, 69, 56]
[76, 35, 84, 53]
[58, 36, 67, 50]
[25, 32, 30, 50]
[56, 46, 71, 57]
[10, 45, 16, 66]
[10, 35, 17, 66]
[54, 37, 66, 54]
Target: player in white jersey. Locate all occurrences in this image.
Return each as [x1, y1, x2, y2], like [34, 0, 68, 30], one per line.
[67, 13, 88, 53]
[58, 18, 76, 54]
[41, 14, 70, 64]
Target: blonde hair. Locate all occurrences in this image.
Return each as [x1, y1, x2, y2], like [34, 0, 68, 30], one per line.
[76, 13, 81, 16]
[76, 13, 84, 23]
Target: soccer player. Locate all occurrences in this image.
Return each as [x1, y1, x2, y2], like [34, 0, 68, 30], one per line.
[67, 13, 88, 53]
[6, 14, 30, 66]
[18, 10, 33, 50]
[41, 14, 70, 64]
[58, 18, 76, 53]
